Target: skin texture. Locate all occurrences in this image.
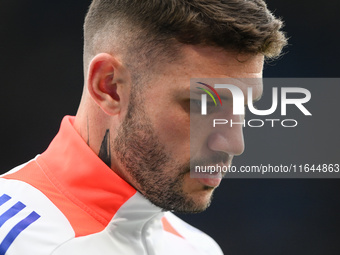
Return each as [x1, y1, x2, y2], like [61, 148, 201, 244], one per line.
[74, 45, 264, 213]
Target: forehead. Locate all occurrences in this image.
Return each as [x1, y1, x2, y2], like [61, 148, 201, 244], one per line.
[181, 46, 264, 76]
[143, 45, 264, 102]
[171, 46, 263, 94]
[160, 45, 264, 84]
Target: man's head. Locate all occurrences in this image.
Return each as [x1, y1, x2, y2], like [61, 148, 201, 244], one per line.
[83, 0, 286, 82]
[75, 0, 287, 213]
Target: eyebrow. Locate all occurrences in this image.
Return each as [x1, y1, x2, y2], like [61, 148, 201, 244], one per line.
[189, 83, 264, 105]
[190, 90, 230, 102]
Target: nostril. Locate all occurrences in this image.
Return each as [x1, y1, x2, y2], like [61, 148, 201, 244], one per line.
[207, 131, 244, 156]
[207, 133, 229, 152]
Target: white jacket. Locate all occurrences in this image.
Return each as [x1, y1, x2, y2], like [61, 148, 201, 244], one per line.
[0, 116, 223, 255]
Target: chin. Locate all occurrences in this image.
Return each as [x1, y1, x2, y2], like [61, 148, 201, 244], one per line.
[194, 188, 214, 207]
[175, 189, 214, 214]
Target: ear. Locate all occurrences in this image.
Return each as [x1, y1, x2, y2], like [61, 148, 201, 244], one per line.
[87, 53, 128, 116]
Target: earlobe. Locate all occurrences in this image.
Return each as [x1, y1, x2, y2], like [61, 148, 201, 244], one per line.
[87, 53, 123, 116]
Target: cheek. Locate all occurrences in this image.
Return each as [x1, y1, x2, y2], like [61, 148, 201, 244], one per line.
[153, 106, 190, 157]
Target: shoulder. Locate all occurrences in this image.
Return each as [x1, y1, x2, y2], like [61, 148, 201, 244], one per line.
[0, 161, 75, 255]
[162, 212, 223, 255]
[0, 178, 75, 254]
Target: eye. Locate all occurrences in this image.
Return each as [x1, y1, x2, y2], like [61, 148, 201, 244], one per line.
[189, 99, 218, 114]
[190, 99, 201, 113]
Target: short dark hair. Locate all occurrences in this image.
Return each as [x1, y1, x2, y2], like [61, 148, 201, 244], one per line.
[84, 0, 287, 76]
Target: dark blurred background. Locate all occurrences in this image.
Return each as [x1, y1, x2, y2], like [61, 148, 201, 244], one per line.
[0, 1, 339, 254]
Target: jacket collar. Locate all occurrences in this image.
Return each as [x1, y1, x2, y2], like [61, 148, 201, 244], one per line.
[39, 116, 162, 227]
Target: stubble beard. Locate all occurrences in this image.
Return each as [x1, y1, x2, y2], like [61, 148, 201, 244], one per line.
[113, 94, 212, 213]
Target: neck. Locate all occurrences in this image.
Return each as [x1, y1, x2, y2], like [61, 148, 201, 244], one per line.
[74, 97, 112, 166]
[74, 95, 135, 190]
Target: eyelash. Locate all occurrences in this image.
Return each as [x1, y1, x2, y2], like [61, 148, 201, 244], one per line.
[189, 99, 218, 113]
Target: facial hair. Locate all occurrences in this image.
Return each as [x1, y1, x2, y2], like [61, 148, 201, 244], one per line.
[113, 93, 212, 213]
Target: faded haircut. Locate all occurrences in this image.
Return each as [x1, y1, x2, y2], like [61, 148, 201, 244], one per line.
[83, 0, 287, 79]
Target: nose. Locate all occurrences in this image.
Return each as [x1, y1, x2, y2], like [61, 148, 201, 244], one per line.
[207, 115, 245, 156]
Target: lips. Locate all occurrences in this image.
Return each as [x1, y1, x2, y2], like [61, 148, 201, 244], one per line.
[197, 176, 222, 188]
[195, 171, 222, 188]
[189, 154, 232, 187]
